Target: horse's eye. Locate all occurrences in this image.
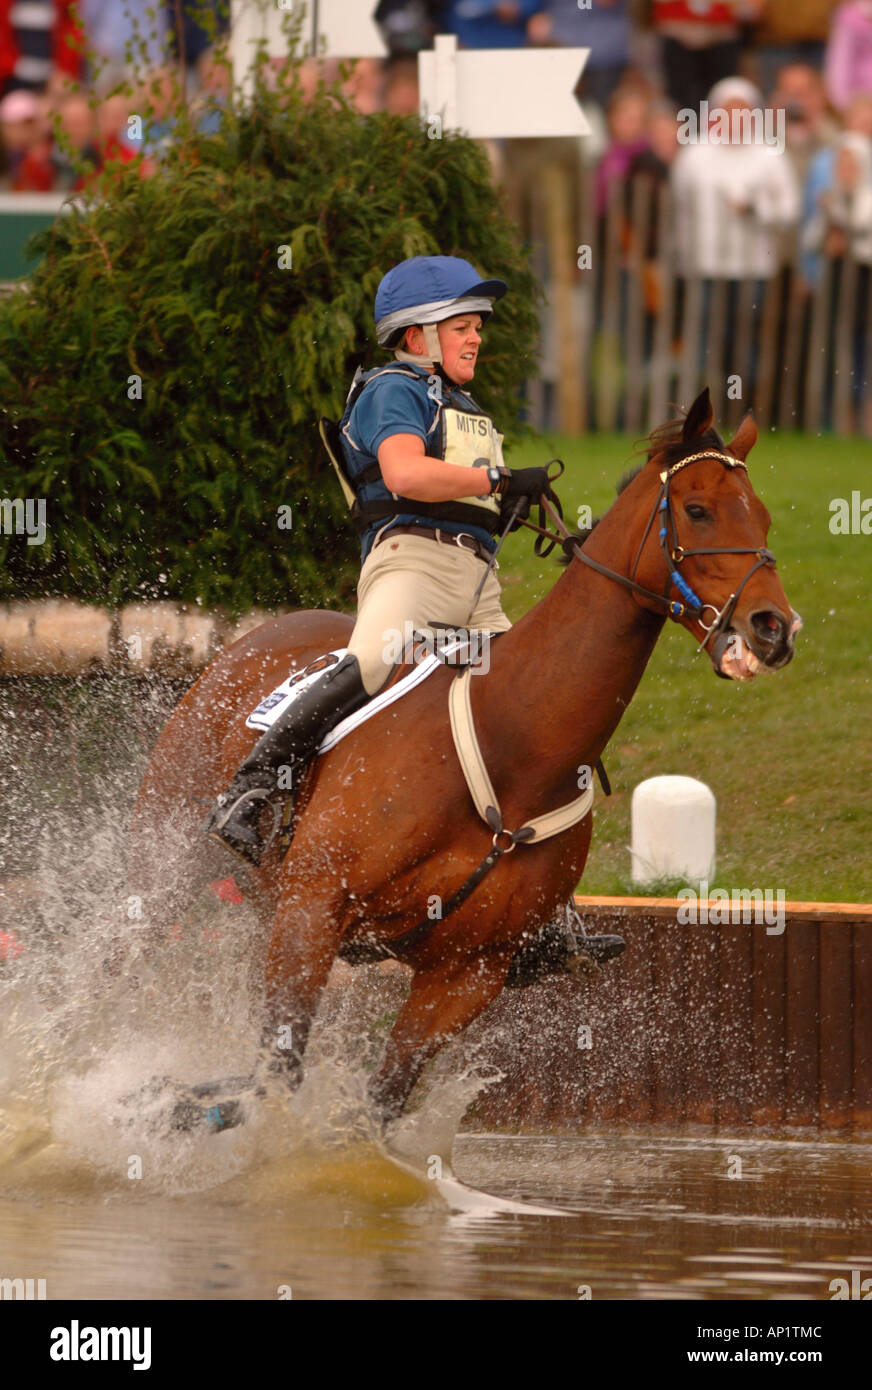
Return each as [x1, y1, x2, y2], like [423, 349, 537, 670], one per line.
[685, 503, 709, 521]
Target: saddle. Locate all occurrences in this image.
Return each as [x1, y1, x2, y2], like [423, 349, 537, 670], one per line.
[246, 628, 487, 744]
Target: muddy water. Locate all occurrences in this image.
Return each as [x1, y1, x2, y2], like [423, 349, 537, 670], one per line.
[0, 1130, 869, 1301]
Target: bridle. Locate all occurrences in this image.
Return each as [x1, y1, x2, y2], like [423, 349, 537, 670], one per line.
[538, 449, 777, 654]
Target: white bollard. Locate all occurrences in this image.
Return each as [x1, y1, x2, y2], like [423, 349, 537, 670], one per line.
[631, 775, 716, 884]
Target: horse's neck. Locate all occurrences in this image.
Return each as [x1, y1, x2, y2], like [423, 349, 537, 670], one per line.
[485, 506, 665, 806]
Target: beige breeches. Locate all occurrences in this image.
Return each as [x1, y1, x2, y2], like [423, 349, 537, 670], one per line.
[346, 529, 512, 694]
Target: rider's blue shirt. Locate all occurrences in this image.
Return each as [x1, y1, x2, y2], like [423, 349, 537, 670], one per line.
[339, 363, 498, 562]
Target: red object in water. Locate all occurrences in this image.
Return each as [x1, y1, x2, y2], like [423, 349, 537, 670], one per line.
[210, 876, 244, 905]
[200, 925, 221, 956]
[0, 930, 24, 959]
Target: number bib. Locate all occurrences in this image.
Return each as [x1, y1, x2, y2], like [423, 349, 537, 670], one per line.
[439, 407, 504, 521]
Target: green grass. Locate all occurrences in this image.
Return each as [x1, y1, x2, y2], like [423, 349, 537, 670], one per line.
[495, 430, 872, 903]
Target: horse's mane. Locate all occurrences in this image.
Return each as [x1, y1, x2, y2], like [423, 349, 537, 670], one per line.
[556, 410, 726, 563]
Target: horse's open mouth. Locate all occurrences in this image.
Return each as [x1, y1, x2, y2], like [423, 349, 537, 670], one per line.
[716, 631, 766, 682]
[711, 612, 802, 682]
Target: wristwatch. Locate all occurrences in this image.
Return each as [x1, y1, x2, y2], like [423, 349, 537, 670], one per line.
[487, 466, 510, 496]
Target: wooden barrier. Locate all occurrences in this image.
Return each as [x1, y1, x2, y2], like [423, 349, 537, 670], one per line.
[473, 896, 872, 1135]
[0, 600, 280, 676]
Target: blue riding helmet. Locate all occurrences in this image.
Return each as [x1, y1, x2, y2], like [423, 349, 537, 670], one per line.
[375, 255, 508, 349]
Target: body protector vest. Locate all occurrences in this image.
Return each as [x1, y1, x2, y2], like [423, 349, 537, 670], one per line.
[321, 363, 505, 538]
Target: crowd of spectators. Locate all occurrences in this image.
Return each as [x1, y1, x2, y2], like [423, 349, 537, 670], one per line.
[0, 0, 229, 191]
[3, 0, 872, 302]
[370, 3, 872, 290]
[372, 2, 872, 424]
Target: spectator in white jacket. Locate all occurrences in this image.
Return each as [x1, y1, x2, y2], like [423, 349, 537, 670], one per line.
[670, 76, 800, 279]
[802, 131, 872, 266]
[669, 78, 800, 406]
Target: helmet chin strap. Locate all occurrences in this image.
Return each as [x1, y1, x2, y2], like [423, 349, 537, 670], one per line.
[393, 322, 442, 368]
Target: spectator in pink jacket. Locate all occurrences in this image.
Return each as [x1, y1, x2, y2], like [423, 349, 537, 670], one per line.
[595, 85, 649, 214]
[825, 2, 872, 112]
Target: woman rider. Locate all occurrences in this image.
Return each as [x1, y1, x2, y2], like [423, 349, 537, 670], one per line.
[206, 255, 624, 973]
[207, 254, 554, 858]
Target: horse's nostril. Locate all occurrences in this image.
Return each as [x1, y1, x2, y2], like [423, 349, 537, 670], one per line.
[750, 610, 786, 645]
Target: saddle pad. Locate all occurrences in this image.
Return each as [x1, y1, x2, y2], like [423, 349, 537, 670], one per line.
[246, 644, 461, 754]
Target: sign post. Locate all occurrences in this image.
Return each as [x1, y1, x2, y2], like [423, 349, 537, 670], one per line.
[228, 9, 591, 432]
[418, 35, 589, 139]
[230, 0, 386, 89]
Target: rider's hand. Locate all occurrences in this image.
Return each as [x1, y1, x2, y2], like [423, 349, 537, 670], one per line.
[500, 493, 531, 531]
[502, 466, 555, 502]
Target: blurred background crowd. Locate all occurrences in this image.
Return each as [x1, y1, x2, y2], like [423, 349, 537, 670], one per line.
[3, 2, 872, 291]
[0, 0, 231, 189]
[2, 0, 871, 429]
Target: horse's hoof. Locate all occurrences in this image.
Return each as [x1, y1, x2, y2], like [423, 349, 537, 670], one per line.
[169, 1097, 246, 1133]
[186, 1074, 255, 1100]
[255, 1048, 303, 1094]
[367, 1081, 405, 1135]
[571, 933, 626, 967]
[504, 929, 627, 988]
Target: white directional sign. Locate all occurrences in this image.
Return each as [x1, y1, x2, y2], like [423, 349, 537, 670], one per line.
[419, 35, 590, 139]
[230, 7, 588, 139]
[230, 0, 385, 85]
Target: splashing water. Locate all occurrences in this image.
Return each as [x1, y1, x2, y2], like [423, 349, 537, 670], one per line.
[0, 796, 505, 1201]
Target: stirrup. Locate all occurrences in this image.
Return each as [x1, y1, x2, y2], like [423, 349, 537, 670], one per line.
[207, 785, 283, 866]
[564, 934, 626, 976]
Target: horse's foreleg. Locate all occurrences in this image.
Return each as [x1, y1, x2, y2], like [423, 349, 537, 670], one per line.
[369, 949, 511, 1126]
[260, 889, 344, 1088]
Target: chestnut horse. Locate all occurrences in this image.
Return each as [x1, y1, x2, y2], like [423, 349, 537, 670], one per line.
[130, 390, 798, 1125]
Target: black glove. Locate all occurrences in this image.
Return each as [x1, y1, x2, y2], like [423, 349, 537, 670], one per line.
[502, 466, 554, 502]
[500, 492, 531, 530]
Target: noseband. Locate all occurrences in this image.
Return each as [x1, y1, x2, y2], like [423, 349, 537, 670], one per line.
[545, 449, 777, 652]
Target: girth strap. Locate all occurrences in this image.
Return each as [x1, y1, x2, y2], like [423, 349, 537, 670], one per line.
[448, 667, 594, 843]
[373, 667, 595, 960]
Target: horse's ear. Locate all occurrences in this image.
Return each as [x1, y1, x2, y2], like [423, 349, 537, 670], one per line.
[682, 388, 714, 441]
[727, 411, 758, 462]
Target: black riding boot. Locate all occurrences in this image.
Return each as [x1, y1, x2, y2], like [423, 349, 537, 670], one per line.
[206, 653, 369, 865]
[504, 900, 625, 989]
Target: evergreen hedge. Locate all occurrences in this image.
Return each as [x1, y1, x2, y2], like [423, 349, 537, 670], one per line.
[0, 42, 539, 614]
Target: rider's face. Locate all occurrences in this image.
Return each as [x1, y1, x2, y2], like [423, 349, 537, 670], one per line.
[405, 315, 483, 383]
[438, 314, 483, 385]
